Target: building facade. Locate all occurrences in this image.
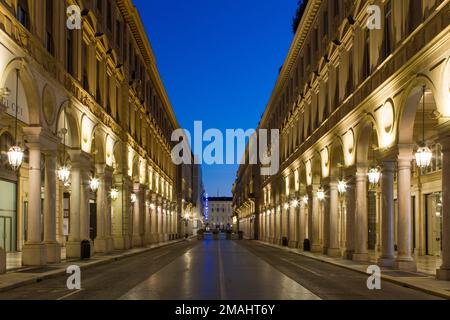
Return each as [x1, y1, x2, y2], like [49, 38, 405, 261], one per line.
[208, 197, 233, 231]
[178, 161, 205, 236]
[233, 0, 450, 280]
[0, 0, 189, 269]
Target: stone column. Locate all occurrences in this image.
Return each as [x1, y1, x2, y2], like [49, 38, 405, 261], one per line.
[144, 190, 151, 245]
[104, 166, 114, 252]
[378, 160, 395, 267]
[344, 172, 355, 259]
[22, 140, 46, 266]
[132, 183, 144, 247]
[288, 201, 298, 248]
[43, 151, 61, 263]
[309, 185, 322, 252]
[79, 158, 91, 243]
[437, 135, 450, 280]
[395, 147, 416, 271]
[66, 157, 81, 258]
[327, 179, 340, 257]
[150, 193, 158, 243]
[111, 174, 132, 250]
[94, 164, 109, 253]
[298, 201, 306, 248]
[353, 169, 369, 262]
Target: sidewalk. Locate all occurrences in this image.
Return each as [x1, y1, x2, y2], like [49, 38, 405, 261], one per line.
[257, 241, 450, 300]
[0, 239, 186, 293]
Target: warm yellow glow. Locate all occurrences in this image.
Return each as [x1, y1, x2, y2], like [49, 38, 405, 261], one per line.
[305, 160, 312, 186]
[81, 116, 94, 152]
[342, 130, 355, 166]
[294, 169, 299, 192]
[285, 176, 290, 196]
[128, 147, 134, 177]
[105, 135, 114, 167]
[320, 147, 330, 178]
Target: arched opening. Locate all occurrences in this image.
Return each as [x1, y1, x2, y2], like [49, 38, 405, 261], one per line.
[354, 119, 380, 260]
[330, 140, 346, 254]
[398, 83, 441, 258]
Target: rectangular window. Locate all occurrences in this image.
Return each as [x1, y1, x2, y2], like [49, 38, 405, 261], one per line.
[66, 30, 74, 76]
[384, 0, 392, 59]
[17, 0, 29, 29]
[45, 0, 54, 55]
[82, 41, 89, 91]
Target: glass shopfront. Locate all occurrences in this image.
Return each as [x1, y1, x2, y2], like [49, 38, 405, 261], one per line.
[426, 192, 442, 256]
[0, 180, 17, 252]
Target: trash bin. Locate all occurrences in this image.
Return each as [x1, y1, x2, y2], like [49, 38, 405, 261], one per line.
[81, 240, 91, 260]
[303, 239, 311, 252]
[282, 237, 288, 247]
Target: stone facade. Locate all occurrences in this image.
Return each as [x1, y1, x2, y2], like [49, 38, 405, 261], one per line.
[233, 0, 450, 279]
[0, 0, 192, 270]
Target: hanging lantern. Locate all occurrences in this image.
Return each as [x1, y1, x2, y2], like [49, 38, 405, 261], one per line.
[283, 202, 289, 210]
[290, 199, 299, 208]
[8, 70, 23, 171]
[57, 165, 71, 184]
[415, 145, 432, 169]
[89, 177, 99, 192]
[7, 145, 24, 171]
[317, 187, 325, 201]
[337, 180, 347, 195]
[368, 167, 380, 186]
[130, 193, 137, 203]
[415, 86, 432, 170]
[110, 188, 119, 201]
[302, 195, 309, 205]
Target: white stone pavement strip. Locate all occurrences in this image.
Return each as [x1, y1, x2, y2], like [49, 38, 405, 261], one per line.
[0, 239, 185, 293]
[256, 241, 450, 300]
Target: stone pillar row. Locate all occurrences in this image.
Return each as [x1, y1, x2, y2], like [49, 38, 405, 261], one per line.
[18, 128, 178, 266]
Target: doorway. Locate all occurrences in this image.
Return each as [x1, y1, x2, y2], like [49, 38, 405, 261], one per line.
[0, 180, 17, 252]
[426, 192, 442, 256]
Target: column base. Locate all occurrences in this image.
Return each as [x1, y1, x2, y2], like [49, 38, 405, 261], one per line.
[66, 241, 81, 259]
[94, 238, 109, 253]
[45, 242, 61, 264]
[288, 241, 298, 248]
[311, 244, 323, 253]
[144, 234, 152, 245]
[342, 249, 354, 260]
[22, 243, 47, 266]
[352, 252, 369, 262]
[327, 248, 341, 257]
[106, 237, 114, 252]
[0, 247, 6, 274]
[113, 235, 131, 250]
[394, 258, 417, 272]
[377, 256, 395, 267]
[132, 235, 144, 247]
[150, 233, 158, 244]
[436, 267, 450, 281]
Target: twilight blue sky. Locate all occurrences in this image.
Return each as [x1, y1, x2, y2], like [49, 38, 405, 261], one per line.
[134, 0, 298, 196]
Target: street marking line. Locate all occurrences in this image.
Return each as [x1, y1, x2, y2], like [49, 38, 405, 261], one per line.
[280, 258, 322, 277]
[217, 241, 227, 300]
[56, 288, 84, 300]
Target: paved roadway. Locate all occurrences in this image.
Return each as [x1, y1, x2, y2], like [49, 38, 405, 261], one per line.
[0, 236, 442, 300]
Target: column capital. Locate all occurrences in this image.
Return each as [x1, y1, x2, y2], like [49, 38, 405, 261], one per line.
[397, 144, 415, 162]
[24, 126, 58, 152]
[68, 149, 92, 169]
